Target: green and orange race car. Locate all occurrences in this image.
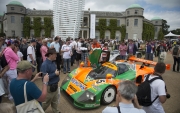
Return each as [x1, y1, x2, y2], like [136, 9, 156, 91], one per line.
[60, 49, 170, 109]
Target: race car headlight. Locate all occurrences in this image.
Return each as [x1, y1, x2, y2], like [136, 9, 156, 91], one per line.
[62, 76, 71, 86]
[77, 91, 96, 103]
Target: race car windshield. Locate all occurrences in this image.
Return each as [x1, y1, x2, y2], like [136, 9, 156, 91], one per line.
[118, 62, 136, 70]
[88, 66, 116, 79]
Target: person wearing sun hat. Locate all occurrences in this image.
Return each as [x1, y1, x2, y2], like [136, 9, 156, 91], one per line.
[10, 61, 49, 108]
[40, 48, 60, 113]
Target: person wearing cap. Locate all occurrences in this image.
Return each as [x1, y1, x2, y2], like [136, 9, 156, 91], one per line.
[3, 40, 19, 101]
[61, 38, 72, 74]
[27, 39, 36, 72]
[19, 39, 28, 60]
[40, 48, 60, 113]
[10, 61, 49, 107]
[50, 36, 61, 70]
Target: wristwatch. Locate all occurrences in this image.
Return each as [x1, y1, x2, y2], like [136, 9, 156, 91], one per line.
[43, 82, 48, 85]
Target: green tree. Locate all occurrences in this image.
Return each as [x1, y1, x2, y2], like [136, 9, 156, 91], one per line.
[97, 19, 106, 39]
[96, 19, 126, 40]
[158, 28, 164, 40]
[108, 19, 117, 39]
[162, 19, 170, 35]
[44, 17, 53, 37]
[142, 23, 155, 41]
[33, 17, 41, 37]
[23, 17, 30, 37]
[171, 29, 180, 35]
[118, 25, 126, 41]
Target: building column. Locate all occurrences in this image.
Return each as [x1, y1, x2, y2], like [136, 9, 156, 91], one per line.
[82, 30, 84, 38]
[87, 30, 89, 39]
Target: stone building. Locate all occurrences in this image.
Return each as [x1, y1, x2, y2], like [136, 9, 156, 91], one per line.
[1, 1, 163, 40]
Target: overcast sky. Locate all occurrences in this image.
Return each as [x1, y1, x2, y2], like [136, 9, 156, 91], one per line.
[0, 0, 180, 32]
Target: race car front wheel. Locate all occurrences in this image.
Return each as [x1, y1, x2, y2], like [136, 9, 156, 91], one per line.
[101, 86, 116, 105]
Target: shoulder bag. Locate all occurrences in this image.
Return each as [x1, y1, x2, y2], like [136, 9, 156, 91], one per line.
[16, 81, 45, 113]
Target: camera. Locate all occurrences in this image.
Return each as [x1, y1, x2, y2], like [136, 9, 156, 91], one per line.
[166, 94, 170, 99]
[40, 73, 46, 77]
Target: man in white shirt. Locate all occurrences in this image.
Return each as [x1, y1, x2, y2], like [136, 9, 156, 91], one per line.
[61, 38, 72, 74]
[70, 38, 77, 66]
[27, 39, 36, 72]
[50, 36, 61, 70]
[143, 62, 168, 113]
[102, 81, 145, 113]
[75, 38, 82, 66]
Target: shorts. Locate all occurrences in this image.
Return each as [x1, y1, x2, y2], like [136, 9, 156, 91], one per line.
[76, 53, 81, 61]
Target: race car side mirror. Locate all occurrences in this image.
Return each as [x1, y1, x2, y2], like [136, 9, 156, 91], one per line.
[106, 74, 113, 79]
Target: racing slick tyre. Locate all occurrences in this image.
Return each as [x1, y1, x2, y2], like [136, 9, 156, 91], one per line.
[101, 86, 116, 105]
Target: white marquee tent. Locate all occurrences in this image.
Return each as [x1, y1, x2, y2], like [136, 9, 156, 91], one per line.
[164, 32, 180, 37]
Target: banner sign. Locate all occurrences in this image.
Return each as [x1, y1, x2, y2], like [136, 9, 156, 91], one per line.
[90, 14, 96, 39]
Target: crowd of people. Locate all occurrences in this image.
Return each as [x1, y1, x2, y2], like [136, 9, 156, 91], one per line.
[0, 35, 178, 113]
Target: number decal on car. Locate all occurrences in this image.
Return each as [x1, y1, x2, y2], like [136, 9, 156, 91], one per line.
[96, 79, 105, 85]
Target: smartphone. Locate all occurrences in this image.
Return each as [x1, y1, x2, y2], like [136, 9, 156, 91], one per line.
[40, 73, 46, 77]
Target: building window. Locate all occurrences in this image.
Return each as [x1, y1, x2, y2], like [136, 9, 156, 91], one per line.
[31, 21, 33, 25]
[11, 16, 15, 23]
[127, 19, 129, 26]
[21, 31, 24, 37]
[116, 36, 119, 40]
[126, 33, 128, 39]
[117, 20, 120, 26]
[20, 8, 23, 12]
[106, 19, 110, 26]
[135, 10, 138, 14]
[11, 7, 14, 10]
[41, 21, 44, 25]
[155, 27, 158, 32]
[21, 17, 24, 23]
[95, 36, 98, 39]
[134, 19, 138, 26]
[96, 19, 99, 26]
[156, 21, 158, 24]
[127, 11, 130, 15]
[12, 30, 15, 36]
[106, 36, 109, 39]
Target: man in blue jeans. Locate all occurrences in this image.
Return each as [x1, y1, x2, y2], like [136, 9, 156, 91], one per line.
[61, 38, 72, 74]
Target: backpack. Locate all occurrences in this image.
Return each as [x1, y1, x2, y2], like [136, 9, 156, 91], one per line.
[136, 74, 162, 106]
[173, 46, 179, 55]
[0, 50, 8, 68]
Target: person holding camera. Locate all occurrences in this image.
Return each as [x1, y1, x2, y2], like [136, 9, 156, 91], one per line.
[143, 62, 169, 113]
[40, 48, 60, 113]
[10, 61, 49, 107]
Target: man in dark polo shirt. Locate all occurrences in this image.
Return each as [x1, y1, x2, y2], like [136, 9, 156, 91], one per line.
[41, 48, 60, 113]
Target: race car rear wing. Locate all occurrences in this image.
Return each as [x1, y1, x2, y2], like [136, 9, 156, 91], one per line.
[128, 56, 170, 70]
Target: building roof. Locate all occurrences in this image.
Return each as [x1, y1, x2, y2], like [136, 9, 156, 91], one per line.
[151, 17, 162, 20]
[7, 1, 24, 7]
[128, 4, 142, 9]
